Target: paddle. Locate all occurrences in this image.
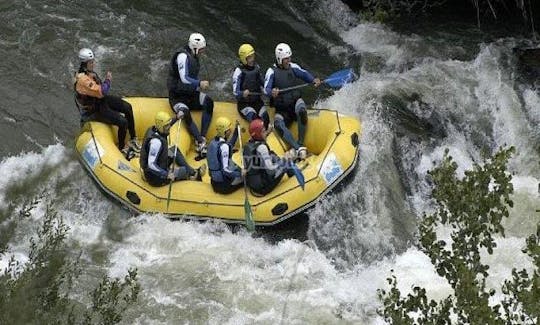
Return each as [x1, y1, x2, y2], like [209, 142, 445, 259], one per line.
[237, 122, 255, 232]
[250, 68, 356, 96]
[270, 128, 306, 190]
[166, 118, 182, 212]
[289, 161, 305, 190]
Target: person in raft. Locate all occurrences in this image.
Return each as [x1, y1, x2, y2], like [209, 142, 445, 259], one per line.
[74, 48, 141, 157]
[243, 119, 296, 196]
[263, 42, 321, 161]
[140, 111, 206, 187]
[232, 43, 270, 128]
[207, 117, 245, 194]
[167, 32, 213, 158]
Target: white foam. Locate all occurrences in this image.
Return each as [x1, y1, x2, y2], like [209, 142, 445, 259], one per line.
[0, 144, 68, 207]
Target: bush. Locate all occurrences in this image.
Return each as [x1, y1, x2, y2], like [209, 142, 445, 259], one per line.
[0, 198, 140, 324]
[377, 147, 540, 324]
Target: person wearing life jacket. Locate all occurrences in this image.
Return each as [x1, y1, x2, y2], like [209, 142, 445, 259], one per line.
[167, 32, 214, 158]
[140, 111, 206, 187]
[207, 117, 244, 194]
[243, 119, 295, 196]
[74, 48, 141, 155]
[232, 44, 270, 128]
[263, 43, 321, 161]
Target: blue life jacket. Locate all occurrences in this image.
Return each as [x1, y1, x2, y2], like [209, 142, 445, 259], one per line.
[207, 137, 227, 183]
[140, 127, 169, 186]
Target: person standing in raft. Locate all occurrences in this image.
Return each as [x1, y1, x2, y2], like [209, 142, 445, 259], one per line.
[167, 32, 214, 158]
[207, 117, 245, 194]
[74, 48, 141, 156]
[140, 111, 206, 187]
[232, 43, 270, 128]
[263, 43, 321, 161]
[243, 119, 296, 196]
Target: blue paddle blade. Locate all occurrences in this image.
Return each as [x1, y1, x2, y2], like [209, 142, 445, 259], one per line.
[290, 162, 305, 190]
[323, 68, 356, 88]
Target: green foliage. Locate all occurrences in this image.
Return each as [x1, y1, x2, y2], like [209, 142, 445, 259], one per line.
[501, 226, 540, 323]
[0, 198, 140, 324]
[86, 269, 141, 324]
[378, 147, 540, 324]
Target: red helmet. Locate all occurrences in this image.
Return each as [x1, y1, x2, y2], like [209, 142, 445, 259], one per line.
[249, 119, 265, 140]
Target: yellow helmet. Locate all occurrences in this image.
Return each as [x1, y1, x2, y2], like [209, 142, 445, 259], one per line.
[215, 116, 232, 137]
[238, 43, 255, 65]
[155, 111, 173, 134]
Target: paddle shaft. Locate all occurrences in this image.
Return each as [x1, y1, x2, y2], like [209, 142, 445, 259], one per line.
[248, 83, 311, 97]
[166, 118, 182, 212]
[247, 68, 353, 96]
[237, 124, 250, 198]
[237, 123, 255, 231]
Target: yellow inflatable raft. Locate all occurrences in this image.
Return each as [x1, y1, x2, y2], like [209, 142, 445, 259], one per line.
[75, 97, 361, 226]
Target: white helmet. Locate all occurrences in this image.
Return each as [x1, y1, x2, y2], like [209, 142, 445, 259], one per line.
[78, 48, 94, 62]
[275, 43, 292, 65]
[188, 33, 206, 54]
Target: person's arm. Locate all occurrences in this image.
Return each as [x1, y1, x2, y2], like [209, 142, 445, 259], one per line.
[227, 125, 239, 148]
[290, 62, 315, 83]
[101, 71, 112, 95]
[256, 144, 281, 177]
[220, 143, 241, 179]
[147, 139, 169, 177]
[232, 67, 244, 100]
[263, 67, 275, 96]
[75, 73, 104, 98]
[176, 53, 200, 90]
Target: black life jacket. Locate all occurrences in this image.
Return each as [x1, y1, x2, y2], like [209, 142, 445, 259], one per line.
[271, 65, 302, 109]
[167, 46, 200, 96]
[243, 140, 271, 192]
[237, 64, 264, 104]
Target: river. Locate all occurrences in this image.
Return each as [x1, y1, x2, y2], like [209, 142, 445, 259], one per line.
[0, 0, 539, 323]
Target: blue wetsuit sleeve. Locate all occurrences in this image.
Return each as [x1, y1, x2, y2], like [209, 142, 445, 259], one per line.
[263, 68, 275, 96]
[290, 62, 315, 83]
[177, 53, 200, 90]
[232, 67, 243, 100]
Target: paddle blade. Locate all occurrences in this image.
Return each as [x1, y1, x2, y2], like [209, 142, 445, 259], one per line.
[244, 197, 255, 231]
[290, 162, 305, 190]
[323, 68, 356, 88]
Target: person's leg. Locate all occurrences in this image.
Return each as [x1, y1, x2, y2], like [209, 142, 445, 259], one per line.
[172, 94, 208, 156]
[199, 92, 213, 138]
[257, 105, 270, 128]
[295, 98, 308, 146]
[258, 170, 286, 195]
[212, 179, 243, 194]
[104, 95, 137, 139]
[173, 167, 190, 181]
[274, 112, 300, 150]
[239, 105, 258, 122]
[168, 146, 195, 175]
[172, 102, 202, 142]
[169, 146, 206, 180]
[95, 102, 128, 149]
